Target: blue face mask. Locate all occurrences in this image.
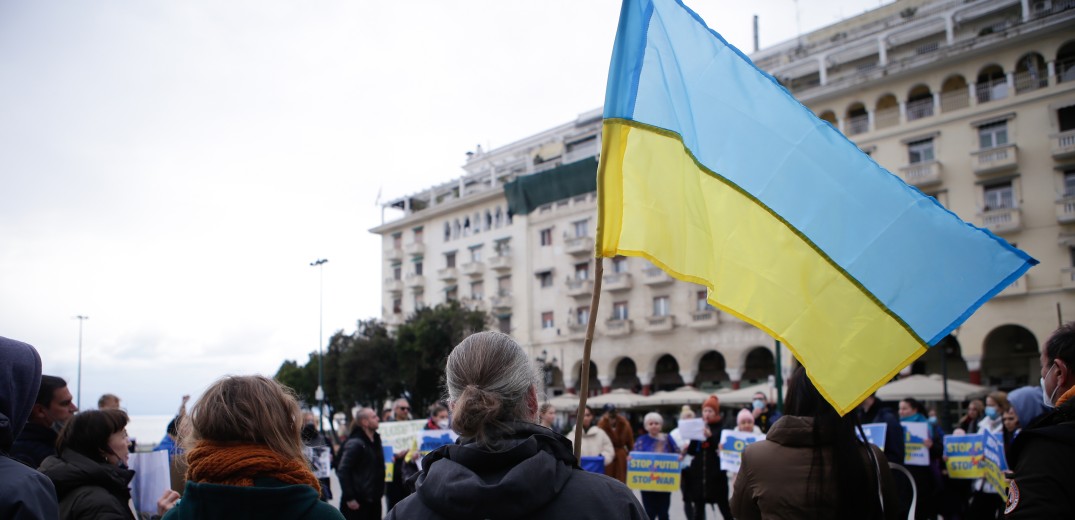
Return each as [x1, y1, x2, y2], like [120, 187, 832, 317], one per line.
[927, 416, 937, 425]
[752, 399, 765, 411]
[985, 406, 999, 420]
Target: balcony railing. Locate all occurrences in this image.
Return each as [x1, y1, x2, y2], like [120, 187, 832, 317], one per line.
[995, 275, 1028, 298]
[646, 315, 675, 333]
[487, 254, 512, 271]
[564, 235, 595, 256]
[490, 294, 513, 310]
[874, 107, 899, 130]
[404, 273, 426, 288]
[688, 310, 718, 329]
[1062, 268, 1075, 291]
[975, 79, 1009, 104]
[603, 272, 633, 292]
[1013, 70, 1048, 94]
[384, 278, 404, 293]
[437, 267, 458, 282]
[980, 207, 1022, 234]
[940, 88, 969, 112]
[460, 261, 485, 277]
[898, 160, 942, 187]
[1052, 130, 1075, 160]
[605, 319, 633, 336]
[642, 266, 674, 286]
[1057, 196, 1075, 224]
[404, 242, 425, 256]
[846, 114, 869, 135]
[971, 144, 1018, 175]
[385, 248, 404, 262]
[565, 277, 594, 297]
[905, 98, 934, 122]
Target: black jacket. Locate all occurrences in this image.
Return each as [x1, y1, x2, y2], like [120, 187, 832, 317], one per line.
[860, 399, 905, 466]
[336, 429, 384, 505]
[1004, 396, 1075, 518]
[385, 421, 645, 520]
[683, 428, 728, 503]
[39, 449, 135, 520]
[11, 422, 58, 469]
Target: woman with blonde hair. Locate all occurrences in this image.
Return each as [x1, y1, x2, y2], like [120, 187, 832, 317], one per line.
[386, 331, 645, 519]
[161, 375, 343, 520]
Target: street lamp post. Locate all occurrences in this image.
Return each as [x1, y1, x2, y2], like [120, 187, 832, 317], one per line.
[75, 315, 89, 410]
[310, 259, 328, 435]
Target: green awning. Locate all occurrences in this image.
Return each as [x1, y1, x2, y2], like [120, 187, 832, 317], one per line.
[503, 157, 597, 216]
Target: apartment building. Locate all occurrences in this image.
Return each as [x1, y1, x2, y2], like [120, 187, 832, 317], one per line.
[371, 0, 1075, 396]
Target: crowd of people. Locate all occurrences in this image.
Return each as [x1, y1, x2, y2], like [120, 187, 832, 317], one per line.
[2, 322, 1072, 519]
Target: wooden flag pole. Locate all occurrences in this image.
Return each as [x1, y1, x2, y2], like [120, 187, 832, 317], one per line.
[573, 257, 605, 461]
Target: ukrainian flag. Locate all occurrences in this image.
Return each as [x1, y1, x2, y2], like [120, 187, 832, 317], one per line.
[597, 0, 1037, 415]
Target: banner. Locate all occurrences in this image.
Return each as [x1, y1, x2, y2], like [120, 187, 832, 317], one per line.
[128, 451, 171, 514]
[981, 430, 1008, 499]
[419, 430, 459, 456]
[718, 430, 764, 473]
[860, 423, 887, 449]
[902, 422, 930, 467]
[378, 419, 427, 455]
[944, 433, 985, 479]
[626, 452, 681, 492]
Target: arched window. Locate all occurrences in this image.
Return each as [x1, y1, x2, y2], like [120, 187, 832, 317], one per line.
[975, 64, 1008, 103]
[818, 110, 837, 126]
[940, 75, 969, 112]
[845, 102, 868, 135]
[906, 84, 934, 121]
[875, 94, 899, 129]
[1014, 52, 1047, 93]
[1058, 40, 1075, 83]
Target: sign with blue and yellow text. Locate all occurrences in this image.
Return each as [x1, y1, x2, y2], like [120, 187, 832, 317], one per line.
[981, 430, 1008, 499]
[859, 423, 887, 448]
[944, 433, 984, 479]
[626, 452, 680, 492]
[383, 446, 394, 482]
[902, 422, 930, 467]
[719, 430, 764, 473]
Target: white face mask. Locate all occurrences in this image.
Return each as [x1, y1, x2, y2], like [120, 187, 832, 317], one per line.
[436, 418, 450, 429]
[1041, 363, 1058, 408]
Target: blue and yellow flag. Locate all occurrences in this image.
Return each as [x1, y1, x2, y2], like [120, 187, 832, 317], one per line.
[596, 0, 1037, 415]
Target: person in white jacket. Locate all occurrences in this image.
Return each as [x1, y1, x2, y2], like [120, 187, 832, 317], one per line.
[567, 405, 614, 469]
[967, 391, 1010, 518]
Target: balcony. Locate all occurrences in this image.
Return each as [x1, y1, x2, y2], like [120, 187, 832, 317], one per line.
[437, 267, 458, 282]
[898, 161, 942, 187]
[646, 315, 675, 333]
[460, 261, 485, 277]
[404, 273, 425, 289]
[404, 242, 425, 256]
[565, 277, 594, 298]
[487, 254, 512, 271]
[905, 98, 934, 122]
[460, 298, 486, 311]
[564, 235, 595, 256]
[940, 88, 969, 113]
[1062, 268, 1075, 291]
[971, 144, 1018, 176]
[846, 115, 869, 136]
[602, 272, 633, 292]
[1052, 130, 1075, 160]
[386, 313, 404, 326]
[688, 309, 719, 329]
[980, 207, 1022, 234]
[1057, 196, 1075, 224]
[995, 275, 1028, 298]
[642, 266, 674, 286]
[874, 107, 899, 130]
[490, 292, 512, 310]
[384, 278, 403, 293]
[605, 319, 633, 336]
[566, 321, 587, 336]
[385, 248, 404, 262]
[975, 79, 1009, 104]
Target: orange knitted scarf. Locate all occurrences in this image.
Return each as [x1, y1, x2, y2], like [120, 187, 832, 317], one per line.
[186, 441, 320, 492]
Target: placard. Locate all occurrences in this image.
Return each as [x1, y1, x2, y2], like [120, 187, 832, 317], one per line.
[419, 430, 459, 456]
[677, 418, 707, 441]
[626, 452, 681, 492]
[901, 422, 930, 467]
[383, 445, 395, 482]
[304, 445, 332, 479]
[943, 433, 984, 479]
[981, 430, 1008, 499]
[127, 450, 171, 514]
[718, 430, 764, 473]
[859, 423, 887, 449]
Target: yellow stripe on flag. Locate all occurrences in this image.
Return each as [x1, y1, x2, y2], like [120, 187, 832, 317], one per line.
[597, 120, 926, 414]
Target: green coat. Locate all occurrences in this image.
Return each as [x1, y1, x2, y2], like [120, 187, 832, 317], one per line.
[162, 478, 343, 520]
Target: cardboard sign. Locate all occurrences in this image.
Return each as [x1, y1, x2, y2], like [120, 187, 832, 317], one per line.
[718, 430, 764, 473]
[383, 445, 395, 482]
[943, 433, 985, 479]
[626, 452, 681, 492]
[981, 430, 1008, 499]
[859, 423, 887, 449]
[378, 419, 428, 455]
[901, 422, 930, 467]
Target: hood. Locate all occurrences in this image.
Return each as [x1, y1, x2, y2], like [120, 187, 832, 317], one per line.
[412, 421, 578, 519]
[1008, 385, 1047, 427]
[170, 478, 325, 519]
[0, 336, 42, 452]
[39, 449, 134, 499]
[764, 415, 833, 447]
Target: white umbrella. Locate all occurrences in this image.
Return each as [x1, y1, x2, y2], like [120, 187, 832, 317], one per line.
[640, 386, 713, 407]
[545, 393, 580, 411]
[875, 374, 989, 402]
[717, 382, 786, 407]
[587, 388, 646, 409]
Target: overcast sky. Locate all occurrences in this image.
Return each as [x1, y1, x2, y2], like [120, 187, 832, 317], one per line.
[0, 0, 889, 415]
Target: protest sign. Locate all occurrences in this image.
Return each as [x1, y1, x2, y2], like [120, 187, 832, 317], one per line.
[718, 430, 764, 473]
[626, 452, 681, 492]
[860, 423, 887, 449]
[902, 422, 930, 467]
[678, 418, 706, 441]
[944, 433, 985, 479]
[128, 450, 171, 515]
[981, 430, 1008, 499]
[304, 445, 332, 479]
[378, 419, 427, 455]
[419, 430, 459, 456]
[383, 445, 395, 482]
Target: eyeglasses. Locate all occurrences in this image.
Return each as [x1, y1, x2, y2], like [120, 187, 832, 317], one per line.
[397, 407, 411, 411]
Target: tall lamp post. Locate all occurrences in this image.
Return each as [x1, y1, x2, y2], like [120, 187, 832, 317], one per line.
[75, 315, 89, 410]
[310, 258, 328, 435]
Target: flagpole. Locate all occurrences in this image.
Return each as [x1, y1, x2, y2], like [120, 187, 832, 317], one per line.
[573, 257, 605, 461]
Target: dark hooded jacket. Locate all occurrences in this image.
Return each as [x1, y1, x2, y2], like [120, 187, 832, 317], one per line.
[39, 449, 135, 520]
[0, 335, 59, 520]
[161, 477, 344, 520]
[1004, 391, 1075, 519]
[385, 421, 645, 520]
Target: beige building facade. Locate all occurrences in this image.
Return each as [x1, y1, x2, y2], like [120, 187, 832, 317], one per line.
[371, 0, 1075, 397]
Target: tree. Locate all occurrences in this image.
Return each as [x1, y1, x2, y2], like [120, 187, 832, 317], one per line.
[274, 358, 316, 406]
[338, 319, 399, 411]
[394, 301, 488, 413]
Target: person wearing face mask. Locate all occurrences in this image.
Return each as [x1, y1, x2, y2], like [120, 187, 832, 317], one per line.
[750, 391, 781, 434]
[302, 411, 335, 502]
[682, 395, 733, 520]
[966, 391, 1010, 519]
[425, 404, 450, 431]
[1004, 322, 1075, 518]
[898, 398, 943, 520]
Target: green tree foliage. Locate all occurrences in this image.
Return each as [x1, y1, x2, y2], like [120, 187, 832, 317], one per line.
[394, 301, 488, 413]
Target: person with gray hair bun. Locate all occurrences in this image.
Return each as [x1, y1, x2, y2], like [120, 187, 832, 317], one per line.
[386, 331, 646, 520]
